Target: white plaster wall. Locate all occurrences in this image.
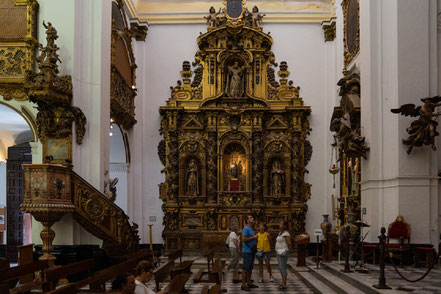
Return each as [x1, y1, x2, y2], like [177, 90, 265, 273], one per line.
[360, 0, 439, 244]
[131, 22, 329, 243]
[33, 0, 112, 246]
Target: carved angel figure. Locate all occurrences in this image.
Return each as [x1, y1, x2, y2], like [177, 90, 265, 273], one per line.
[108, 178, 119, 202]
[246, 6, 265, 28]
[205, 6, 222, 27]
[391, 96, 441, 154]
[330, 113, 369, 159]
[226, 61, 246, 97]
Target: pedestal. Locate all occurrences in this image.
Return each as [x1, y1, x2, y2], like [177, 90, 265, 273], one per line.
[229, 179, 240, 191]
[296, 244, 307, 267]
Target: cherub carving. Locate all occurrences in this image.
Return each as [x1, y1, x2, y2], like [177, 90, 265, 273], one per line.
[391, 96, 441, 154]
[246, 6, 265, 28]
[205, 6, 222, 27]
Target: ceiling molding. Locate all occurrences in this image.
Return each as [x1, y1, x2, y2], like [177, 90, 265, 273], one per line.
[125, 1, 335, 24]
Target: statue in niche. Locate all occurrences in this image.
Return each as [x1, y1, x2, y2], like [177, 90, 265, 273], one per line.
[271, 160, 284, 196]
[226, 61, 246, 97]
[230, 160, 243, 179]
[246, 6, 265, 28]
[186, 159, 199, 196]
[205, 6, 222, 27]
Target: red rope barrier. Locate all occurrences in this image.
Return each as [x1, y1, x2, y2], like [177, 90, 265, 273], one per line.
[386, 248, 440, 283]
[352, 245, 377, 258]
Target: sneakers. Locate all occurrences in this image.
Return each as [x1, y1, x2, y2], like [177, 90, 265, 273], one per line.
[248, 283, 259, 288]
[241, 285, 249, 291]
[270, 276, 274, 282]
[259, 278, 264, 283]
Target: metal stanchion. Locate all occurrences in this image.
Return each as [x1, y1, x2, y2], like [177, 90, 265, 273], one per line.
[373, 227, 391, 289]
[341, 226, 352, 273]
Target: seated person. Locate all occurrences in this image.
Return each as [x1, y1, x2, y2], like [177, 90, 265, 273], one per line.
[109, 272, 136, 294]
[135, 260, 165, 294]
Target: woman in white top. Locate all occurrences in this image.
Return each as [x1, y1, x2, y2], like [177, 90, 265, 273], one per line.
[134, 260, 165, 294]
[275, 220, 291, 290]
[226, 226, 241, 270]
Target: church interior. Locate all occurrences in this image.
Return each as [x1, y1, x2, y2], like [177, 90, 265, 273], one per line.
[1, 0, 441, 293]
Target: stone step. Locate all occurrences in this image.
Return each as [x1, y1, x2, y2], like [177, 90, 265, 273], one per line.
[307, 263, 366, 293]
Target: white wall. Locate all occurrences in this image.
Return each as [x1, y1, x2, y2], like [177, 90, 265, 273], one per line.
[131, 22, 330, 243]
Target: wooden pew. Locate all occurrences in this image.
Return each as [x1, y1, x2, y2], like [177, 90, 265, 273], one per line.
[125, 248, 153, 262]
[153, 260, 175, 292]
[42, 258, 95, 292]
[163, 273, 191, 294]
[166, 248, 194, 275]
[0, 260, 49, 293]
[193, 249, 214, 283]
[201, 259, 223, 294]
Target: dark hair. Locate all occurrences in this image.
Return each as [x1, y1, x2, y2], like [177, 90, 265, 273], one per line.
[111, 272, 130, 290]
[259, 223, 267, 230]
[136, 260, 155, 276]
[281, 220, 289, 230]
[246, 215, 253, 221]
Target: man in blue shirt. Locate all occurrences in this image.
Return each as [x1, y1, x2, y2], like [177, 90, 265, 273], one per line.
[241, 215, 259, 291]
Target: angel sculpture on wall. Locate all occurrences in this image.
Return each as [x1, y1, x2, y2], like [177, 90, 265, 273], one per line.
[108, 178, 119, 202]
[330, 112, 369, 159]
[391, 96, 441, 154]
[246, 6, 265, 28]
[205, 6, 222, 27]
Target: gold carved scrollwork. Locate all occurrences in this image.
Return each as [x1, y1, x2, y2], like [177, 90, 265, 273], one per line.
[160, 1, 312, 250]
[342, 0, 360, 66]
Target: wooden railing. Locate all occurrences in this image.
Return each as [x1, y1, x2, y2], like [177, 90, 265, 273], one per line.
[21, 164, 139, 262]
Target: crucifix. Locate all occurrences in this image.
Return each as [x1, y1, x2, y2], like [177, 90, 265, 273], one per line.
[232, 0, 237, 9]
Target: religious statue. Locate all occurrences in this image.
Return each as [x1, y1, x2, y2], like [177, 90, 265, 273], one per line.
[205, 6, 222, 27]
[271, 160, 284, 196]
[246, 6, 265, 28]
[330, 113, 369, 159]
[186, 159, 199, 196]
[391, 96, 441, 154]
[108, 177, 119, 202]
[226, 61, 246, 97]
[230, 160, 243, 179]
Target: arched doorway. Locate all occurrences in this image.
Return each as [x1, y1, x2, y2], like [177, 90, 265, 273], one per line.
[109, 122, 129, 213]
[0, 103, 36, 262]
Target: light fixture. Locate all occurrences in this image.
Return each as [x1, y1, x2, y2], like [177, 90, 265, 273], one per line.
[329, 137, 340, 188]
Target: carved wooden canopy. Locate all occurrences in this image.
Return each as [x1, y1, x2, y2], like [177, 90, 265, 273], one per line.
[159, 1, 312, 252]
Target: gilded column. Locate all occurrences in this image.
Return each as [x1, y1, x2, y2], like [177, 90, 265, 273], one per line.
[252, 131, 263, 203]
[207, 131, 218, 203]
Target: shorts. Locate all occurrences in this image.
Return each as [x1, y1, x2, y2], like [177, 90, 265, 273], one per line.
[256, 251, 271, 261]
[242, 252, 255, 272]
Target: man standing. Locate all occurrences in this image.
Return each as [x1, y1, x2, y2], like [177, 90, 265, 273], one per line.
[241, 215, 259, 291]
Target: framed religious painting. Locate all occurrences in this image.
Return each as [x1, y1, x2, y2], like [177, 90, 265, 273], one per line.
[342, 0, 360, 66]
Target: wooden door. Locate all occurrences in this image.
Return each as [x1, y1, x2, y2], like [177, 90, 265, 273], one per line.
[6, 143, 31, 262]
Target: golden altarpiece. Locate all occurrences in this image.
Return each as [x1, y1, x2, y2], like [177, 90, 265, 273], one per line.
[159, 1, 312, 251]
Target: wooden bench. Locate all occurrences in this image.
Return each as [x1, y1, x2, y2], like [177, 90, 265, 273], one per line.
[42, 258, 95, 292]
[0, 260, 49, 293]
[125, 248, 153, 262]
[201, 259, 223, 294]
[193, 249, 214, 283]
[166, 248, 194, 275]
[154, 260, 175, 292]
[163, 273, 191, 294]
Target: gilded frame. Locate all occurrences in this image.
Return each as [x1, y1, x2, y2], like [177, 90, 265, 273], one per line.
[342, 0, 360, 66]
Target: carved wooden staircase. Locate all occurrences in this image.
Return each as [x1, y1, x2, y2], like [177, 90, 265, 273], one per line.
[20, 164, 139, 262]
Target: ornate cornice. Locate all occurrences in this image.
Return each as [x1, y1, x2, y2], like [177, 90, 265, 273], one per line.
[125, 1, 335, 24]
[322, 18, 336, 42]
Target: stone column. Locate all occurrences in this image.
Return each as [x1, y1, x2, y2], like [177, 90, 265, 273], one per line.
[360, 0, 439, 244]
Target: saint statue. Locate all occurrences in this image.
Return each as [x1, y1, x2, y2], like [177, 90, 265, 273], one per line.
[186, 159, 199, 196]
[271, 160, 284, 196]
[226, 61, 246, 97]
[230, 160, 243, 179]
